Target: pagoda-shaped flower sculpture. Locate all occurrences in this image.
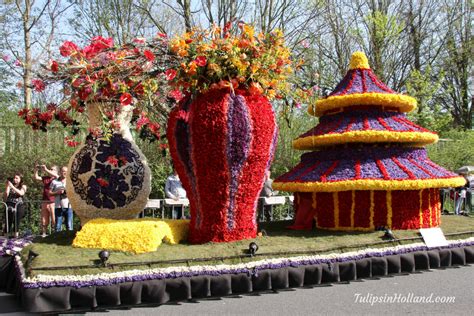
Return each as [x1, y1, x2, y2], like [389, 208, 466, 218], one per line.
[273, 52, 465, 231]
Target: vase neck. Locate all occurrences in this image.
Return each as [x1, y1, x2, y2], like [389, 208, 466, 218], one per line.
[87, 102, 133, 142]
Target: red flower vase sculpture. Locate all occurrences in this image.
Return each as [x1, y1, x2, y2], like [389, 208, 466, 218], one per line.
[167, 88, 278, 244]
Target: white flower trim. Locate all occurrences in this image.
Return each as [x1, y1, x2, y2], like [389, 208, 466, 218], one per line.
[17, 237, 474, 286]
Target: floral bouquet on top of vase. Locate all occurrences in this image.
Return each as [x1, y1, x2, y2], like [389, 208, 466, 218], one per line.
[165, 23, 314, 243]
[20, 35, 178, 223]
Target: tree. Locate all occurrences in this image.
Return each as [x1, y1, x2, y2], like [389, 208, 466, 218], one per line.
[0, 0, 71, 108]
[437, 0, 472, 129]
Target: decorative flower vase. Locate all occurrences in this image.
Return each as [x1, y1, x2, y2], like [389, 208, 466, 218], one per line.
[67, 103, 152, 224]
[167, 89, 278, 244]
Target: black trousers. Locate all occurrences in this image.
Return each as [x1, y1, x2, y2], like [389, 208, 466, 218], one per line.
[3, 202, 25, 234]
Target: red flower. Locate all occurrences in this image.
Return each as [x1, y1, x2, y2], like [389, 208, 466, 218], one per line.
[194, 56, 207, 67]
[159, 143, 168, 150]
[157, 32, 167, 38]
[50, 60, 59, 72]
[78, 87, 92, 101]
[133, 37, 146, 44]
[143, 50, 155, 61]
[96, 177, 109, 187]
[136, 115, 150, 130]
[106, 155, 119, 167]
[169, 89, 184, 101]
[165, 69, 177, 81]
[31, 79, 46, 92]
[18, 108, 29, 118]
[120, 93, 133, 106]
[119, 156, 128, 165]
[59, 41, 79, 57]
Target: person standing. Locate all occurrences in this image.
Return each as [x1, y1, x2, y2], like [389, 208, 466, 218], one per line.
[50, 166, 73, 231]
[259, 170, 279, 222]
[165, 169, 187, 219]
[34, 164, 58, 237]
[3, 173, 27, 237]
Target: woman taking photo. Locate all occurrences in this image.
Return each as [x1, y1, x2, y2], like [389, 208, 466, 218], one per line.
[34, 164, 58, 237]
[3, 173, 27, 237]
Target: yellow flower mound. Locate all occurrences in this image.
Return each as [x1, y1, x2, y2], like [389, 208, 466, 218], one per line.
[72, 218, 190, 254]
[349, 51, 370, 69]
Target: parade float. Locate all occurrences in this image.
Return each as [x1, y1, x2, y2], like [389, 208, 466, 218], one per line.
[273, 52, 466, 231]
[1, 32, 473, 313]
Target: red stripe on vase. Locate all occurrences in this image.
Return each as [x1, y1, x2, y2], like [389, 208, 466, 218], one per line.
[396, 116, 433, 133]
[189, 90, 231, 243]
[232, 89, 276, 241]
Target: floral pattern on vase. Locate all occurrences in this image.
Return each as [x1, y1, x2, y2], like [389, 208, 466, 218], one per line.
[67, 103, 151, 224]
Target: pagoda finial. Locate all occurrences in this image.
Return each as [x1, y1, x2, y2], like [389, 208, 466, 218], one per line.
[349, 51, 370, 70]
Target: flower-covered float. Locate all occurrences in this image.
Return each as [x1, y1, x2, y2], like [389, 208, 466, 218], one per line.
[166, 23, 310, 243]
[273, 52, 466, 231]
[19, 36, 179, 223]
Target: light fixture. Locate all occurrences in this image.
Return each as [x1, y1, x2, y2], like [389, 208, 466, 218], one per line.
[248, 242, 259, 257]
[98, 250, 110, 267]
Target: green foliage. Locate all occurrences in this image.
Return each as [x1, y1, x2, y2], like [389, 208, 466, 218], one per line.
[271, 106, 318, 178]
[406, 67, 453, 133]
[427, 130, 474, 171]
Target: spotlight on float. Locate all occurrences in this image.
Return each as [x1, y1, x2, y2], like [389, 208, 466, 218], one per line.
[98, 250, 110, 267]
[383, 228, 395, 240]
[248, 242, 259, 257]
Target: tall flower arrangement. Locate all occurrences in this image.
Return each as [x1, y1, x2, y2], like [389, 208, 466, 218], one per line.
[164, 22, 312, 104]
[19, 35, 177, 144]
[166, 23, 312, 244]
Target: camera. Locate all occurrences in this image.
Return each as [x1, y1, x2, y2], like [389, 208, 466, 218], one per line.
[7, 177, 13, 183]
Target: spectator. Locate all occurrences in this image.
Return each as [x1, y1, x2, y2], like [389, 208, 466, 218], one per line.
[2, 173, 27, 237]
[165, 169, 187, 219]
[34, 164, 58, 237]
[259, 170, 279, 221]
[50, 166, 73, 231]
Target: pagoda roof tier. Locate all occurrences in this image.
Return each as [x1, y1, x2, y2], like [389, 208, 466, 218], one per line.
[273, 146, 465, 192]
[293, 109, 438, 150]
[309, 52, 417, 117]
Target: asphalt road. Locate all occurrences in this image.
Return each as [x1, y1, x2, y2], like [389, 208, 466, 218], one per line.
[1, 265, 472, 315]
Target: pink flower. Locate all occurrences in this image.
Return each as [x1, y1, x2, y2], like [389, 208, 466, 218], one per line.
[143, 49, 155, 61]
[136, 115, 150, 130]
[2, 54, 10, 62]
[295, 102, 302, 109]
[301, 40, 310, 48]
[14, 60, 22, 67]
[157, 33, 167, 38]
[195, 56, 207, 67]
[133, 37, 146, 44]
[96, 178, 109, 187]
[120, 92, 133, 106]
[106, 155, 119, 167]
[59, 41, 79, 57]
[50, 60, 59, 72]
[165, 69, 177, 81]
[169, 89, 184, 101]
[31, 79, 46, 92]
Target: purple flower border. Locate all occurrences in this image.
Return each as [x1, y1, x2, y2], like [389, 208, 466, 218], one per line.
[15, 238, 474, 290]
[0, 236, 33, 257]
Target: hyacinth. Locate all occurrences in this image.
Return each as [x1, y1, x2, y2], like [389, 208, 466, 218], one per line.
[20, 35, 176, 144]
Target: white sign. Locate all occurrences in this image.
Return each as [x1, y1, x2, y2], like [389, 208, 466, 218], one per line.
[419, 228, 448, 248]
